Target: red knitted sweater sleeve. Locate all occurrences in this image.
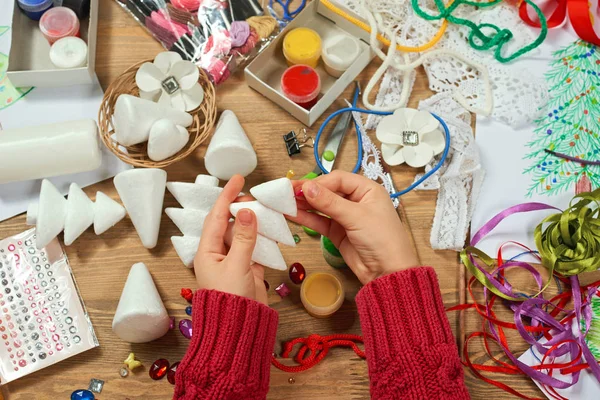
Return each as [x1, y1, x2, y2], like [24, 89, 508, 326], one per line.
[173, 290, 279, 400]
[356, 267, 470, 400]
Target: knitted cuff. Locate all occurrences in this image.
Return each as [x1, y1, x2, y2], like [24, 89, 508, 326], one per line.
[174, 290, 279, 400]
[356, 267, 455, 362]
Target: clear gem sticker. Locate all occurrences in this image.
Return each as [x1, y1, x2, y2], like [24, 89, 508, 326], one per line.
[0, 229, 98, 383]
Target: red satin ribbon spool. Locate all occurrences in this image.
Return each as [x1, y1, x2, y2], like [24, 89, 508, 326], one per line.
[519, 0, 600, 45]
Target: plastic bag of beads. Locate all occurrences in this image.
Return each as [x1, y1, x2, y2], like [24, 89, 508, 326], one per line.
[0, 229, 98, 384]
[114, 0, 281, 85]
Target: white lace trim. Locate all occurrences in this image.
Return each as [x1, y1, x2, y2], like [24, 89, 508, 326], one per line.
[416, 93, 485, 251]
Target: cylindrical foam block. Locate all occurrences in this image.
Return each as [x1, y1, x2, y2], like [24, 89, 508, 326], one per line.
[0, 119, 102, 184]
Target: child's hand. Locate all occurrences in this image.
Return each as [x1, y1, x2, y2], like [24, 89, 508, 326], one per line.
[194, 175, 268, 305]
[289, 171, 419, 285]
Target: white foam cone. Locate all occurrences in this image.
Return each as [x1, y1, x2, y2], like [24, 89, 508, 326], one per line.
[230, 201, 295, 246]
[194, 174, 219, 187]
[93, 192, 126, 235]
[204, 110, 257, 180]
[63, 183, 94, 246]
[114, 169, 167, 249]
[250, 177, 297, 217]
[112, 262, 170, 343]
[35, 179, 68, 249]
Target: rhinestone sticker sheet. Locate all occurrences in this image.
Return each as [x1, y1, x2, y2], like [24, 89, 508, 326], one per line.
[0, 229, 98, 383]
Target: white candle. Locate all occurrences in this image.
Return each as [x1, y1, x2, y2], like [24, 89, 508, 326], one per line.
[49, 37, 88, 69]
[0, 119, 103, 184]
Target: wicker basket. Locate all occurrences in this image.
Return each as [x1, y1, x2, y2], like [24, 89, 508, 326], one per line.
[98, 60, 217, 168]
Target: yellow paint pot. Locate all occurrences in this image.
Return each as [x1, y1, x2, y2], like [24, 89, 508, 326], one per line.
[300, 272, 344, 318]
[283, 27, 322, 68]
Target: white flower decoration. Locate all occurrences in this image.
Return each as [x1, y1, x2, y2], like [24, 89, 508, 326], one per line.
[375, 108, 445, 168]
[135, 51, 204, 112]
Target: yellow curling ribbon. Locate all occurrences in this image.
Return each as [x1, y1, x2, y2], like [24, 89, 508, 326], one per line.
[535, 188, 600, 277]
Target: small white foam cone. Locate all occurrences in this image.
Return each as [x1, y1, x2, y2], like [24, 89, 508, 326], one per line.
[167, 182, 222, 211]
[194, 174, 219, 187]
[165, 208, 208, 237]
[250, 178, 297, 217]
[63, 183, 94, 246]
[114, 169, 167, 249]
[113, 94, 193, 146]
[36, 179, 68, 249]
[229, 201, 295, 246]
[93, 192, 126, 235]
[204, 110, 257, 180]
[224, 221, 287, 271]
[112, 262, 170, 343]
[171, 236, 200, 268]
[147, 119, 190, 162]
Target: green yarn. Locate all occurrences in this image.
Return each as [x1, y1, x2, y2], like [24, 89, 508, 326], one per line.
[411, 0, 548, 63]
[583, 295, 600, 361]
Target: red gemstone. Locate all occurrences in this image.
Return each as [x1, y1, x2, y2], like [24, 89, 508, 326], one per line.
[167, 361, 180, 385]
[289, 263, 306, 284]
[149, 359, 170, 380]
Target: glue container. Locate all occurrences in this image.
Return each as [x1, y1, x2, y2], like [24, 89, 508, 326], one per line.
[17, 0, 54, 21]
[283, 27, 322, 68]
[39, 7, 80, 45]
[321, 33, 361, 78]
[281, 65, 321, 109]
[300, 272, 345, 318]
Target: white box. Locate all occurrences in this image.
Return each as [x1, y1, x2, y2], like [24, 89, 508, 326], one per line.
[7, 0, 98, 87]
[245, 0, 374, 126]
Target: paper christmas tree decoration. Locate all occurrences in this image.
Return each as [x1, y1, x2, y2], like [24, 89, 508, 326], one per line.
[167, 182, 223, 210]
[204, 110, 257, 180]
[112, 262, 170, 343]
[29, 179, 68, 249]
[114, 168, 167, 249]
[171, 236, 200, 268]
[525, 40, 600, 197]
[249, 177, 297, 217]
[222, 221, 287, 271]
[63, 183, 94, 246]
[195, 174, 219, 187]
[165, 208, 208, 237]
[229, 201, 295, 246]
[147, 119, 190, 162]
[93, 192, 126, 235]
[113, 94, 193, 146]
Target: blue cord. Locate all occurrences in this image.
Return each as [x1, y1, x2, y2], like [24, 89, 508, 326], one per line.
[268, 0, 306, 22]
[313, 108, 451, 199]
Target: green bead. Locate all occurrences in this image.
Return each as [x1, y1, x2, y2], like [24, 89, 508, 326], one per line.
[293, 234, 301, 244]
[323, 150, 335, 162]
[302, 226, 319, 236]
[321, 236, 341, 257]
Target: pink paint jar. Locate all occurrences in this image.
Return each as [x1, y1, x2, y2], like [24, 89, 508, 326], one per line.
[39, 7, 80, 45]
[281, 65, 321, 110]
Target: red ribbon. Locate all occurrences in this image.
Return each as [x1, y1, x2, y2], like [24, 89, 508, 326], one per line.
[519, 0, 600, 45]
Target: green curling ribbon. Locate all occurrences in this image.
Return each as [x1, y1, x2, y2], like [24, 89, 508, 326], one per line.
[535, 188, 600, 277]
[411, 0, 548, 63]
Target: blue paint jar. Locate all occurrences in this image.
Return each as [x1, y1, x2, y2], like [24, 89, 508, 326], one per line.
[17, 0, 54, 21]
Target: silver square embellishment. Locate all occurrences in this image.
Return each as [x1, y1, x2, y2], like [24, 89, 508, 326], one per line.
[402, 130, 419, 146]
[161, 76, 180, 95]
[88, 378, 105, 394]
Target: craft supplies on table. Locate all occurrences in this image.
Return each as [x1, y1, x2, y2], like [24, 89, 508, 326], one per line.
[300, 272, 344, 318]
[0, 120, 102, 185]
[8, 0, 98, 87]
[39, 7, 80, 45]
[245, 0, 373, 126]
[16, 0, 54, 21]
[0, 229, 98, 383]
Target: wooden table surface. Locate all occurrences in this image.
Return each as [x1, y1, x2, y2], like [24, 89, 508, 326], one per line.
[0, 1, 551, 399]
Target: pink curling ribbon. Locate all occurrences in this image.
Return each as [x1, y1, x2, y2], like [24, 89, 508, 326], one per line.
[229, 21, 251, 47]
[460, 200, 600, 391]
[171, 0, 202, 12]
[203, 30, 232, 57]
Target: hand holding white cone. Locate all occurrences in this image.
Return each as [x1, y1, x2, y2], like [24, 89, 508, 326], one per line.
[249, 177, 297, 217]
[229, 201, 295, 246]
[112, 262, 170, 343]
